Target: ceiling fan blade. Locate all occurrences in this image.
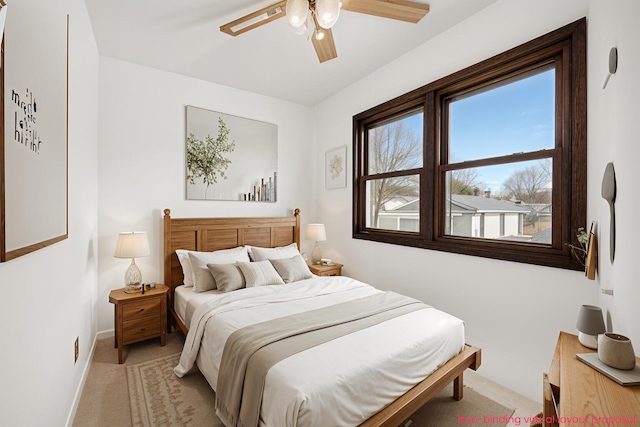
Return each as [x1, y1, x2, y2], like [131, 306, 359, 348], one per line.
[311, 28, 338, 63]
[220, 1, 287, 37]
[341, 0, 430, 23]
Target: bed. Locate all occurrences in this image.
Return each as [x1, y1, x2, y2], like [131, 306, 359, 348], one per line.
[163, 208, 481, 427]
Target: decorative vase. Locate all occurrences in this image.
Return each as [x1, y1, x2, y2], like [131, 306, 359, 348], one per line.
[598, 333, 637, 370]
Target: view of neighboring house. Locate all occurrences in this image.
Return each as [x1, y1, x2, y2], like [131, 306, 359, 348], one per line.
[523, 203, 552, 235]
[377, 197, 421, 232]
[377, 195, 535, 241]
[447, 195, 531, 240]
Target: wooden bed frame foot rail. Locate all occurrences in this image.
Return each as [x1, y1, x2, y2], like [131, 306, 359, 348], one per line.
[359, 344, 482, 427]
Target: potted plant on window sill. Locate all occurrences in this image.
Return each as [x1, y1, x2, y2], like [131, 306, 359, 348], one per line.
[567, 223, 596, 280]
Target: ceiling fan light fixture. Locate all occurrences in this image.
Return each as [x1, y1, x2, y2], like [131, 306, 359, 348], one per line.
[289, 13, 309, 35]
[315, 0, 340, 29]
[286, 0, 309, 28]
[315, 29, 325, 40]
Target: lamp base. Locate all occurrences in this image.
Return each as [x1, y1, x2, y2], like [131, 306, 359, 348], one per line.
[311, 241, 322, 265]
[124, 284, 141, 294]
[578, 331, 599, 349]
[123, 258, 143, 293]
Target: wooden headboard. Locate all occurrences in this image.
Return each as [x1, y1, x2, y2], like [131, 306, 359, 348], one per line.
[163, 208, 301, 334]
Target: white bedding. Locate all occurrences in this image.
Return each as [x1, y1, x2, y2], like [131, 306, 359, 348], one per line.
[174, 276, 465, 427]
[174, 284, 222, 327]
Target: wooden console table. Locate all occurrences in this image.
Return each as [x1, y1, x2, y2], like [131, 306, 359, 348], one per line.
[543, 332, 640, 427]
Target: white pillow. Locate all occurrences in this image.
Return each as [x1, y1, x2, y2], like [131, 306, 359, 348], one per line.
[236, 260, 284, 288]
[250, 243, 300, 262]
[188, 247, 251, 293]
[176, 250, 196, 287]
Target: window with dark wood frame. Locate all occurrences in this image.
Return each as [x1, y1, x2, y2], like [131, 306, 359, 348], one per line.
[353, 18, 586, 270]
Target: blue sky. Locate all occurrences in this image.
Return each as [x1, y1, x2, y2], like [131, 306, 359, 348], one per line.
[402, 66, 555, 193]
[449, 67, 555, 191]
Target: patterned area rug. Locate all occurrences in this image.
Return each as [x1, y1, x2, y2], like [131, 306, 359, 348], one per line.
[127, 352, 515, 427]
[127, 353, 222, 427]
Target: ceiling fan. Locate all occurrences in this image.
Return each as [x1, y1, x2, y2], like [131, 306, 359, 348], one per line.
[220, 0, 430, 63]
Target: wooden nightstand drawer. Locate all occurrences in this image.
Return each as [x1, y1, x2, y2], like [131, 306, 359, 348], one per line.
[122, 315, 162, 344]
[123, 297, 162, 320]
[316, 267, 341, 276]
[308, 262, 343, 277]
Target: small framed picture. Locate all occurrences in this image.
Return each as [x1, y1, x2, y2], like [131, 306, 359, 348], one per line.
[325, 146, 347, 189]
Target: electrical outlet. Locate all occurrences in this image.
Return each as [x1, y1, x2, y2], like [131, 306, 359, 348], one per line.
[74, 336, 79, 364]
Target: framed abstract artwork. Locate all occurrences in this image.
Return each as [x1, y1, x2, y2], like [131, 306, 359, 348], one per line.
[325, 146, 346, 189]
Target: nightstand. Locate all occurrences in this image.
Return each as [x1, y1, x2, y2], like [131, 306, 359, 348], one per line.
[109, 284, 168, 364]
[308, 262, 343, 277]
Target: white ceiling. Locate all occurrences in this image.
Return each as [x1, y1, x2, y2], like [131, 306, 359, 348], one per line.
[84, 0, 498, 106]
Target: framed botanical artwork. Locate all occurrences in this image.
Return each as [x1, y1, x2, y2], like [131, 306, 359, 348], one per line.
[185, 106, 278, 202]
[325, 146, 346, 189]
[0, 3, 69, 262]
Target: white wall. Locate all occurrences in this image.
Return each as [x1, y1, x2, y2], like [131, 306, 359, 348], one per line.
[0, 0, 99, 426]
[96, 58, 316, 334]
[313, 0, 599, 402]
[589, 1, 640, 349]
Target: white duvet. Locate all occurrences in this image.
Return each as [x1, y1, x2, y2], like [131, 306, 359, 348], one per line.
[174, 276, 465, 427]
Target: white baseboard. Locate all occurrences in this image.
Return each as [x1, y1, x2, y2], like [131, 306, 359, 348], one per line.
[96, 328, 115, 340]
[64, 329, 114, 427]
[65, 333, 98, 427]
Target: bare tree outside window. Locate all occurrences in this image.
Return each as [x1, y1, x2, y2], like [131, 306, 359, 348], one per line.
[449, 154, 485, 196]
[501, 159, 552, 203]
[368, 119, 422, 228]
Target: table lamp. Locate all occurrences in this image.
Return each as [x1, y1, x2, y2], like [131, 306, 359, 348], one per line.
[114, 231, 150, 293]
[305, 224, 326, 265]
[576, 304, 606, 349]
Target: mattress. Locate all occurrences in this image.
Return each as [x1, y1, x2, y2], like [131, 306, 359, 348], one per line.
[175, 276, 465, 427]
[174, 284, 222, 328]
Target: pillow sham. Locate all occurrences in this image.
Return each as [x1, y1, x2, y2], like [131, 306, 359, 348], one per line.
[188, 246, 251, 292]
[176, 249, 195, 287]
[207, 263, 246, 293]
[250, 243, 300, 262]
[236, 260, 284, 288]
[269, 255, 313, 283]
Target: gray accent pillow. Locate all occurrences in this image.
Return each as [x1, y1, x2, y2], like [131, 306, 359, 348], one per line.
[188, 247, 250, 292]
[236, 260, 285, 287]
[269, 255, 313, 283]
[207, 263, 246, 293]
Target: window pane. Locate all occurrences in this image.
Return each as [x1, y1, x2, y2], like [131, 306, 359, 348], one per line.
[368, 110, 423, 175]
[366, 175, 420, 231]
[449, 66, 555, 163]
[444, 159, 552, 243]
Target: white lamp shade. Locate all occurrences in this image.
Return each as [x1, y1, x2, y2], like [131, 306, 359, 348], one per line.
[315, 0, 340, 29]
[286, 0, 309, 28]
[114, 232, 150, 259]
[305, 224, 327, 242]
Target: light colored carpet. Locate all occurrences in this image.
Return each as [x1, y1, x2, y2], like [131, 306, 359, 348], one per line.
[127, 352, 515, 427]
